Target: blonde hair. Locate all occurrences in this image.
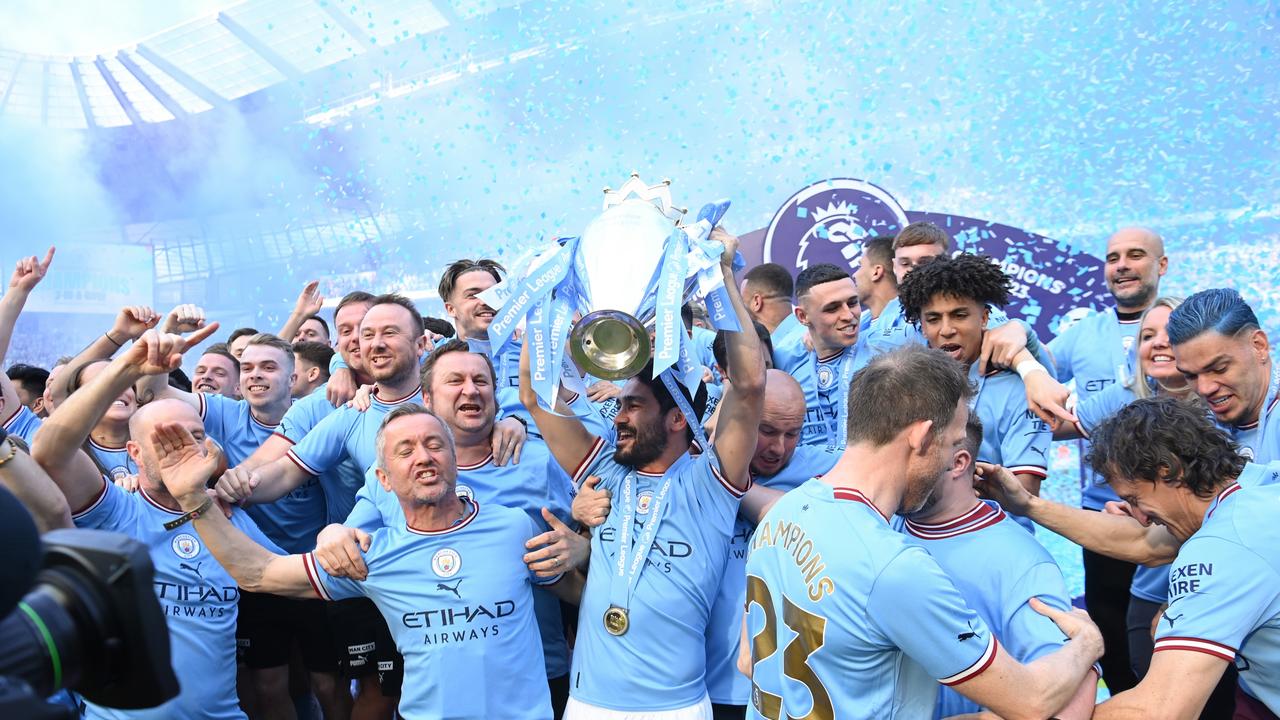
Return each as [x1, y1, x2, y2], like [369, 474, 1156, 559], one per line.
[1131, 296, 1184, 400]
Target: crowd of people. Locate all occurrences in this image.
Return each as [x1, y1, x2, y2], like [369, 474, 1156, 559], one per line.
[0, 221, 1277, 720]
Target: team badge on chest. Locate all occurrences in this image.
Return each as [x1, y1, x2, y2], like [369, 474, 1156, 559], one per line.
[816, 364, 836, 391]
[636, 491, 654, 515]
[172, 533, 201, 559]
[432, 548, 462, 578]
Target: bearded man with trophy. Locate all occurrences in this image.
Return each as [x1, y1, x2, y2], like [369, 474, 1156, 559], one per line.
[494, 174, 765, 719]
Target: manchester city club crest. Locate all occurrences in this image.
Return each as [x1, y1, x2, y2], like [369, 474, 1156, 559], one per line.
[763, 178, 909, 273]
[816, 364, 836, 391]
[636, 490, 654, 515]
[432, 547, 462, 578]
[455, 484, 474, 501]
[172, 532, 201, 559]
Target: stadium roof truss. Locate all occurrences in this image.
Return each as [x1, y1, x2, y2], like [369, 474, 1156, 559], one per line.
[0, 0, 467, 129]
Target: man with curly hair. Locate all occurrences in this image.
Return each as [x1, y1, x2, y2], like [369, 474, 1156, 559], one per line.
[897, 253, 1052, 531]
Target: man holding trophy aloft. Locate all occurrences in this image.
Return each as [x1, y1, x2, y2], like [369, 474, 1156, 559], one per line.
[507, 176, 765, 719]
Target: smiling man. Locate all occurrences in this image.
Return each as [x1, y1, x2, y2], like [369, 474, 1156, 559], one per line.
[770, 263, 872, 448]
[1168, 288, 1277, 463]
[192, 343, 240, 398]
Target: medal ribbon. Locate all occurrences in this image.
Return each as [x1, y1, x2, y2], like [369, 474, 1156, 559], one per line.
[608, 454, 694, 615]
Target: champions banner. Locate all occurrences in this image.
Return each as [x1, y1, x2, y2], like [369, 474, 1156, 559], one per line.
[737, 178, 1109, 340]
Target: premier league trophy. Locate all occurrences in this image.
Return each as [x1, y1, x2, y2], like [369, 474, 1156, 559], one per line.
[482, 173, 740, 409]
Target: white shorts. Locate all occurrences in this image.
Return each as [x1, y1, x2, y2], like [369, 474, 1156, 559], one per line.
[563, 694, 713, 720]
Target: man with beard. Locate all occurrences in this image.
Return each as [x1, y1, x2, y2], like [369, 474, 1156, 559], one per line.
[315, 339, 580, 716]
[439, 258, 609, 441]
[215, 293, 430, 714]
[572, 370, 837, 720]
[1047, 226, 1168, 695]
[522, 228, 765, 718]
[31, 323, 282, 720]
[153, 403, 586, 720]
[147, 332, 337, 720]
[741, 346, 1104, 719]
[901, 415, 1096, 718]
[193, 343, 241, 398]
[897, 254, 1052, 532]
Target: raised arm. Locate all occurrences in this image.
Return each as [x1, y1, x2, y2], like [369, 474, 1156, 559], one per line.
[0, 249, 54, 418]
[976, 462, 1180, 565]
[518, 340, 598, 476]
[0, 434, 72, 532]
[707, 229, 764, 490]
[278, 280, 324, 343]
[151, 421, 315, 599]
[49, 306, 162, 409]
[33, 325, 217, 511]
[137, 304, 211, 410]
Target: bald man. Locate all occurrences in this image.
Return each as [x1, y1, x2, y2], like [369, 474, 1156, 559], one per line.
[1046, 226, 1169, 695]
[31, 326, 280, 720]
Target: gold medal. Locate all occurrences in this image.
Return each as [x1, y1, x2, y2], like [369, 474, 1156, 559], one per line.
[603, 606, 629, 636]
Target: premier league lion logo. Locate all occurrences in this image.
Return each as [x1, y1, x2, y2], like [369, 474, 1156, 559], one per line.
[763, 178, 909, 273]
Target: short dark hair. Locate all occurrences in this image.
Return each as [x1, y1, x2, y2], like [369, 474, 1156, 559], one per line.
[742, 263, 795, 301]
[846, 346, 972, 446]
[421, 339, 496, 392]
[795, 263, 851, 298]
[963, 414, 983, 465]
[293, 341, 335, 377]
[438, 259, 505, 303]
[337, 290, 375, 316]
[301, 315, 330, 338]
[893, 221, 952, 252]
[6, 363, 49, 395]
[1087, 396, 1246, 498]
[1167, 288, 1261, 346]
[368, 293, 424, 337]
[898, 254, 1011, 327]
[201, 343, 240, 373]
[634, 362, 708, 445]
[861, 235, 897, 285]
[227, 327, 259, 345]
[712, 321, 773, 377]
[423, 316, 455, 338]
[243, 333, 295, 368]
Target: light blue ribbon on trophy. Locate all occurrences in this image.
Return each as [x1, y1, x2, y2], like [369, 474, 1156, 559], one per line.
[660, 368, 709, 449]
[685, 200, 744, 333]
[486, 237, 579, 353]
[524, 250, 586, 410]
[652, 227, 691, 378]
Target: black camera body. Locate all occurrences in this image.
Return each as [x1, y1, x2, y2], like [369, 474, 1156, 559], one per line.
[1, 527, 179, 713]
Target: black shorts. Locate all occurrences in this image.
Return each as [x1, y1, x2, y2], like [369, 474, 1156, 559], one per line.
[236, 591, 336, 673]
[327, 597, 403, 695]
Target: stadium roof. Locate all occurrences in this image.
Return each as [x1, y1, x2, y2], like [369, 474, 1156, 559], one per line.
[0, 0, 499, 129]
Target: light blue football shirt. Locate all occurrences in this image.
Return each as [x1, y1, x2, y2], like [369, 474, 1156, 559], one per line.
[286, 384, 423, 484]
[344, 441, 576, 679]
[73, 479, 278, 720]
[201, 393, 325, 554]
[902, 501, 1074, 718]
[1048, 308, 1141, 509]
[305, 499, 556, 720]
[771, 335, 874, 448]
[745, 479, 998, 719]
[88, 438, 137, 481]
[706, 445, 839, 705]
[274, 381, 370, 524]
[1227, 361, 1280, 466]
[1153, 480, 1280, 713]
[968, 364, 1052, 533]
[3, 403, 42, 444]
[569, 437, 745, 711]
